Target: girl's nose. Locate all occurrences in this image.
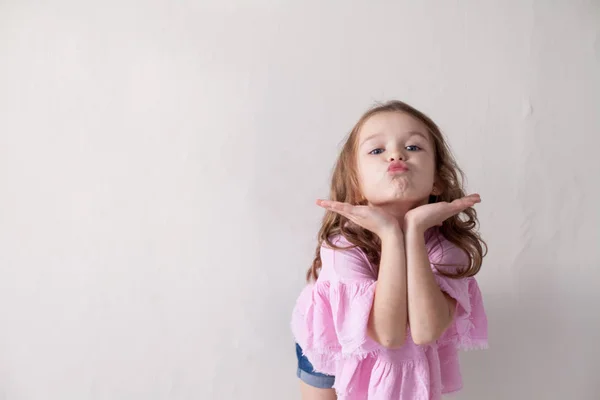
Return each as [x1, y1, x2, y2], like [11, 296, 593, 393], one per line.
[388, 151, 404, 161]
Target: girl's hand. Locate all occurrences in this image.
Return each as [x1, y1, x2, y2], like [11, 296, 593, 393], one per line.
[404, 194, 481, 233]
[316, 199, 401, 238]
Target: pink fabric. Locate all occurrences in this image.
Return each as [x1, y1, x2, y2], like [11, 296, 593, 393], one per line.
[291, 231, 488, 399]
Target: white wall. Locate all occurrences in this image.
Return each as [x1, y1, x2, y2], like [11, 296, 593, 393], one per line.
[0, 1, 598, 399]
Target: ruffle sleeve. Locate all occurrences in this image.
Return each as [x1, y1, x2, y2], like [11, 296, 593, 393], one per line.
[427, 234, 488, 350]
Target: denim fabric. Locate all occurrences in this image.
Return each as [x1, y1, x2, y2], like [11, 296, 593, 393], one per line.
[295, 343, 335, 389]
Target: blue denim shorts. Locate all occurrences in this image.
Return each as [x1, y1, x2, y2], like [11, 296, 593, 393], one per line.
[295, 343, 335, 389]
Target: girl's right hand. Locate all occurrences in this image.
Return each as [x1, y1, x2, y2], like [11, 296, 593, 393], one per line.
[316, 199, 402, 239]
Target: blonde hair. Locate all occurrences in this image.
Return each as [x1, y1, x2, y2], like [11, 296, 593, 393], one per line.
[306, 100, 487, 281]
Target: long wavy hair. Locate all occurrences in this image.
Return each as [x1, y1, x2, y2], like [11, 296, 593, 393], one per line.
[306, 100, 487, 282]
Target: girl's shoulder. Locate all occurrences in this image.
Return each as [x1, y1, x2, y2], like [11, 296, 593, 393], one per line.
[425, 228, 469, 267]
[318, 234, 377, 281]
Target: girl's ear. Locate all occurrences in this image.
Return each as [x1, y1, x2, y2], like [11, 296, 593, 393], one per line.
[431, 177, 445, 196]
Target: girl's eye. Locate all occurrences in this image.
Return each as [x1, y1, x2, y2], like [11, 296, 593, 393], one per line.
[369, 148, 384, 155]
[406, 145, 421, 151]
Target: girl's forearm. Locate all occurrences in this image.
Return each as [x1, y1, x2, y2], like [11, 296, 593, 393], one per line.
[368, 227, 408, 348]
[405, 225, 454, 345]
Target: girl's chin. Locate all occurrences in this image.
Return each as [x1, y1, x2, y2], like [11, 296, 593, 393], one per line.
[369, 193, 429, 206]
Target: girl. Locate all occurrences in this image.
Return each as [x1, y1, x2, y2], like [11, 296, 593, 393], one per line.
[291, 100, 488, 400]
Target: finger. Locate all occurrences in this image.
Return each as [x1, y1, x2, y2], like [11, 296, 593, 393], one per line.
[451, 194, 481, 209]
[316, 199, 358, 216]
[316, 201, 354, 222]
[455, 194, 480, 202]
[465, 193, 481, 203]
[316, 199, 338, 209]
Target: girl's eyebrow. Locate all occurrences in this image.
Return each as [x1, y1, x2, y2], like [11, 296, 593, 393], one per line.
[359, 132, 384, 147]
[407, 131, 430, 141]
[360, 130, 429, 147]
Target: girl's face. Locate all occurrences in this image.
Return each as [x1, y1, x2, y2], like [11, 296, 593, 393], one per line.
[356, 111, 437, 209]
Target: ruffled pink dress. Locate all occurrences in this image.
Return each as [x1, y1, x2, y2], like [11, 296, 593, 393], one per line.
[291, 232, 487, 399]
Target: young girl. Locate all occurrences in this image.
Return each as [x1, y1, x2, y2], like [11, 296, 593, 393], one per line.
[291, 100, 488, 400]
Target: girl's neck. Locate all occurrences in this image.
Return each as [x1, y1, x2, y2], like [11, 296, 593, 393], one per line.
[371, 197, 429, 220]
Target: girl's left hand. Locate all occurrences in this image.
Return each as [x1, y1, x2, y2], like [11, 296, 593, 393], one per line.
[404, 194, 481, 233]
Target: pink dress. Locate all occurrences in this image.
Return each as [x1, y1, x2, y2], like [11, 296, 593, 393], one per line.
[291, 232, 488, 399]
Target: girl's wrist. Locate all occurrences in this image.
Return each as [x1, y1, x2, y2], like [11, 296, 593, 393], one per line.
[379, 222, 404, 242]
[403, 219, 427, 237]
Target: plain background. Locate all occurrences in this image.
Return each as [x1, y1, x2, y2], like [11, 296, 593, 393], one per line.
[1, 1, 599, 399]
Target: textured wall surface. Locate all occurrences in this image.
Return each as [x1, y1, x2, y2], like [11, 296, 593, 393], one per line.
[0, 1, 599, 399]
